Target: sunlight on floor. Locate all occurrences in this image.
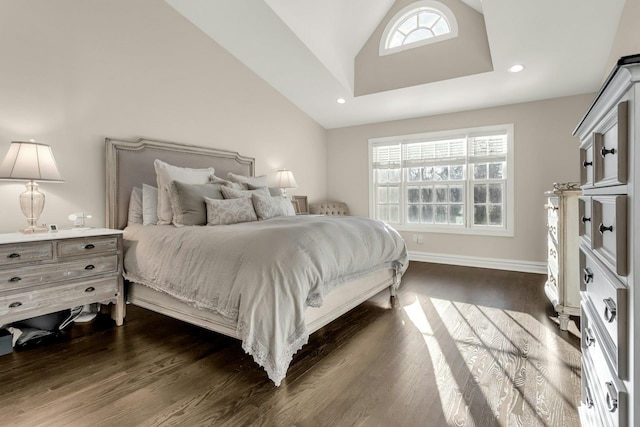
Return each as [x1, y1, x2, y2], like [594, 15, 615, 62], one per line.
[403, 296, 581, 427]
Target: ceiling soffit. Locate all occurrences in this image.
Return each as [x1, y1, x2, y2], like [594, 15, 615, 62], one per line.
[355, 0, 493, 96]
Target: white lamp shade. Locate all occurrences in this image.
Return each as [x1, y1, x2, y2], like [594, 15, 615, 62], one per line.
[276, 169, 298, 189]
[0, 141, 64, 182]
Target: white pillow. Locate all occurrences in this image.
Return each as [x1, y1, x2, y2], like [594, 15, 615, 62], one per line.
[127, 187, 143, 226]
[251, 192, 295, 220]
[142, 184, 159, 225]
[154, 159, 215, 224]
[227, 172, 268, 190]
[220, 186, 270, 199]
[205, 196, 257, 225]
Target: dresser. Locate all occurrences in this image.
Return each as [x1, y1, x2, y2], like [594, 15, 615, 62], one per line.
[544, 183, 581, 331]
[573, 54, 639, 427]
[0, 228, 124, 328]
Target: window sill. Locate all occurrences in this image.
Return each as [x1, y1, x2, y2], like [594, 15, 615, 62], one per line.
[389, 224, 514, 237]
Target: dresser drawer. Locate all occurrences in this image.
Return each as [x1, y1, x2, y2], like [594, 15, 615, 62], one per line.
[547, 217, 559, 243]
[547, 234, 559, 270]
[0, 241, 53, 266]
[591, 196, 627, 276]
[593, 102, 628, 188]
[579, 196, 592, 246]
[0, 276, 120, 325]
[57, 236, 119, 257]
[582, 349, 627, 427]
[582, 301, 626, 380]
[580, 248, 628, 364]
[580, 140, 594, 188]
[0, 254, 119, 291]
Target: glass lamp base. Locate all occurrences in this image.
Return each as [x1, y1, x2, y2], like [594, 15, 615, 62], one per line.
[18, 181, 48, 234]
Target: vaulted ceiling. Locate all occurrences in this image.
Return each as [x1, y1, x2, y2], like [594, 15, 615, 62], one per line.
[165, 0, 625, 129]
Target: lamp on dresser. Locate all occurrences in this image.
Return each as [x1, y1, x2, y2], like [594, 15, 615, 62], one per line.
[275, 169, 298, 197]
[0, 140, 64, 233]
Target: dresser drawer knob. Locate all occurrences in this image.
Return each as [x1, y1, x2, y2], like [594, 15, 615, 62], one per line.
[85, 286, 95, 293]
[582, 160, 593, 168]
[8, 301, 22, 308]
[584, 328, 596, 347]
[601, 146, 616, 157]
[584, 385, 594, 409]
[603, 298, 617, 323]
[581, 216, 591, 224]
[583, 268, 593, 285]
[598, 223, 613, 234]
[605, 382, 618, 413]
[9, 276, 22, 283]
[84, 264, 95, 270]
[84, 244, 95, 250]
[7, 253, 20, 259]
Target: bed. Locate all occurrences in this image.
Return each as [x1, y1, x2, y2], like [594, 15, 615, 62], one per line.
[105, 137, 408, 385]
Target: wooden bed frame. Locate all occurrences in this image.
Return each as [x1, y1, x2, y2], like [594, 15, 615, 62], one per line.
[104, 137, 397, 338]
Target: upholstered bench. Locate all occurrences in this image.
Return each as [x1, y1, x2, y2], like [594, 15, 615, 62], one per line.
[309, 201, 350, 216]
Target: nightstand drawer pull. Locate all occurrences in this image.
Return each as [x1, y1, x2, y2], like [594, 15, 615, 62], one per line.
[584, 328, 596, 347]
[583, 268, 593, 285]
[8, 301, 22, 308]
[582, 160, 593, 168]
[605, 382, 618, 412]
[85, 286, 95, 293]
[9, 276, 21, 283]
[603, 298, 617, 323]
[599, 223, 614, 234]
[601, 146, 616, 157]
[7, 253, 20, 259]
[84, 244, 95, 250]
[581, 216, 591, 224]
[585, 385, 594, 409]
[84, 264, 95, 270]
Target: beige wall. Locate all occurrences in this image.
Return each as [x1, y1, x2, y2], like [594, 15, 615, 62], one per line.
[0, 0, 326, 233]
[605, 0, 640, 77]
[326, 94, 594, 264]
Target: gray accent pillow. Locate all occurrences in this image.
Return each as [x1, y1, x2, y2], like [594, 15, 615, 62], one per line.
[210, 175, 245, 190]
[252, 192, 296, 220]
[228, 172, 268, 190]
[205, 196, 258, 225]
[127, 187, 143, 226]
[168, 181, 224, 226]
[220, 186, 270, 199]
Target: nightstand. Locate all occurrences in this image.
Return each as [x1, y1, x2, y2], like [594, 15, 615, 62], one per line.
[0, 228, 124, 327]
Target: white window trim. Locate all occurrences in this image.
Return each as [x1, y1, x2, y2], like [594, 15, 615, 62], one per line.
[379, 0, 459, 56]
[368, 124, 515, 237]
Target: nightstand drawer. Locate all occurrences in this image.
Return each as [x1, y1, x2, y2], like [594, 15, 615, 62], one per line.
[580, 248, 628, 362]
[591, 196, 627, 276]
[547, 234, 559, 269]
[0, 241, 53, 265]
[0, 276, 119, 324]
[0, 255, 119, 291]
[545, 196, 559, 220]
[57, 236, 119, 257]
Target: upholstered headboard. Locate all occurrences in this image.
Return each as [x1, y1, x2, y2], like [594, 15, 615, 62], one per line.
[105, 138, 255, 230]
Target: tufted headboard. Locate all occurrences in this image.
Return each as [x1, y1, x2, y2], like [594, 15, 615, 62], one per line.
[105, 138, 255, 230]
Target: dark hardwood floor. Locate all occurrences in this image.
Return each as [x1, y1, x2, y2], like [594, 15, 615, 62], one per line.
[0, 262, 581, 426]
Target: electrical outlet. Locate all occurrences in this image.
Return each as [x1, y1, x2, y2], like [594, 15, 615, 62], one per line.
[412, 234, 418, 243]
[417, 234, 424, 244]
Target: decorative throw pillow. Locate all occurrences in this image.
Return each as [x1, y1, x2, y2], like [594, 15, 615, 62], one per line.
[205, 196, 258, 225]
[220, 186, 270, 199]
[168, 181, 224, 226]
[252, 192, 296, 220]
[127, 187, 143, 226]
[154, 159, 215, 224]
[142, 184, 159, 226]
[210, 175, 245, 190]
[227, 172, 268, 190]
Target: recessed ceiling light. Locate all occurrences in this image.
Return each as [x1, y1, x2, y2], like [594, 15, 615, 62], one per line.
[336, 98, 346, 104]
[508, 64, 525, 73]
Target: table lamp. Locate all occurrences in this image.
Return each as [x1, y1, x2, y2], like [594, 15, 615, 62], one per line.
[275, 169, 298, 197]
[0, 141, 64, 233]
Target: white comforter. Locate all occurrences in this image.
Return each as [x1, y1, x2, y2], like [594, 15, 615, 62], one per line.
[123, 215, 408, 385]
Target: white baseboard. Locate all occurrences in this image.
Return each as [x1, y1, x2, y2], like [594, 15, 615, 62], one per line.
[408, 251, 547, 274]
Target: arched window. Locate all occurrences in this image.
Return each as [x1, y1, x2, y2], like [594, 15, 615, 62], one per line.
[380, 1, 458, 56]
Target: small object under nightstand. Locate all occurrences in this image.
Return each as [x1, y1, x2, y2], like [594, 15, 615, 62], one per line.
[0, 228, 125, 328]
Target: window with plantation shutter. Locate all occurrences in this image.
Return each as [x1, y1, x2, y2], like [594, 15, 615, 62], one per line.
[369, 124, 514, 236]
